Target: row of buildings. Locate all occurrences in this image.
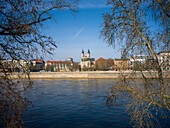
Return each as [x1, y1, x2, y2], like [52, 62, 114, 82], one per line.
[80, 50, 170, 71]
[0, 59, 45, 72]
[0, 50, 169, 72]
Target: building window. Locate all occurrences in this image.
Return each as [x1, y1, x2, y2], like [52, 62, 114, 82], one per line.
[33, 62, 36, 66]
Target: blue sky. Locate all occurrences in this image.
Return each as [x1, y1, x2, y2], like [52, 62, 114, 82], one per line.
[42, 0, 121, 62]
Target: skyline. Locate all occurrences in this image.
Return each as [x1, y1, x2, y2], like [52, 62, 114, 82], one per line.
[42, 0, 121, 62]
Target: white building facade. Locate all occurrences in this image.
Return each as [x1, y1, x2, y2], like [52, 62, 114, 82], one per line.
[157, 51, 170, 70]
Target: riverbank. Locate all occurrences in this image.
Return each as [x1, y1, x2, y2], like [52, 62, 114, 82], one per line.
[8, 71, 170, 79]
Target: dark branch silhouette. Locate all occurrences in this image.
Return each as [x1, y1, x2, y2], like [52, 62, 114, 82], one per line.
[101, 0, 169, 127]
[0, 0, 78, 127]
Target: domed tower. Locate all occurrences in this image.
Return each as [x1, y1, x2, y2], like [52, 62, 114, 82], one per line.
[87, 49, 90, 57]
[81, 49, 84, 57]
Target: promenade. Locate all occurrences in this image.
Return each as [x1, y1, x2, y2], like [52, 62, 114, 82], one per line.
[9, 71, 170, 79]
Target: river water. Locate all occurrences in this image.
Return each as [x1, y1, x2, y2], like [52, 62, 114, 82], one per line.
[24, 79, 169, 128]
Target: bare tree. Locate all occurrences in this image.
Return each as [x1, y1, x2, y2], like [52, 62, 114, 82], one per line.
[101, 0, 170, 127]
[0, 0, 78, 127]
[71, 62, 79, 71]
[0, 0, 78, 59]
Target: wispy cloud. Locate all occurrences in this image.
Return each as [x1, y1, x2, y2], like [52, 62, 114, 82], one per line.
[72, 26, 86, 40]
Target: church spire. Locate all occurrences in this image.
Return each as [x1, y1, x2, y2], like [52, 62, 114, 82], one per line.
[81, 49, 84, 57]
[87, 49, 90, 57]
[88, 49, 90, 53]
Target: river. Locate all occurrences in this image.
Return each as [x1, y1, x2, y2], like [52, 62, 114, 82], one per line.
[24, 79, 169, 128]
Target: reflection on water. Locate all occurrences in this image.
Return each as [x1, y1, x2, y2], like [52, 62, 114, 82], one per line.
[24, 79, 169, 128]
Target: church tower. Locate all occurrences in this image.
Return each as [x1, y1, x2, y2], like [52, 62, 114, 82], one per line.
[87, 49, 90, 57]
[81, 49, 95, 71]
[81, 49, 84, 57]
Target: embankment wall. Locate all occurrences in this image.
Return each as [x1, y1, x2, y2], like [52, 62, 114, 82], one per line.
[8, 71, 170, 79]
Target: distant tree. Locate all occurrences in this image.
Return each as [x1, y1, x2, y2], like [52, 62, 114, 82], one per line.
[30, 65, 37, 72]
[95, 59, 114, 71]
[50, 65, 54, 72]
[71, 62, 79, 71]
[0, 0, 78, 127]
[95, 59, 107, 70]
[101, 0, 169, 127]
[42, 64, 45, 70]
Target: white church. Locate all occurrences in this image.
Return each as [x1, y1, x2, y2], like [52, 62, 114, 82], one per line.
[81, 49, 95, 71]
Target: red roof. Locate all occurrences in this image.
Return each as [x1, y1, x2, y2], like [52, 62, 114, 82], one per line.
[46, 60, 72, 64]
[96, 57, 105, 61]
[33, 59, 44, 62]
[27, 59, 44, 62]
